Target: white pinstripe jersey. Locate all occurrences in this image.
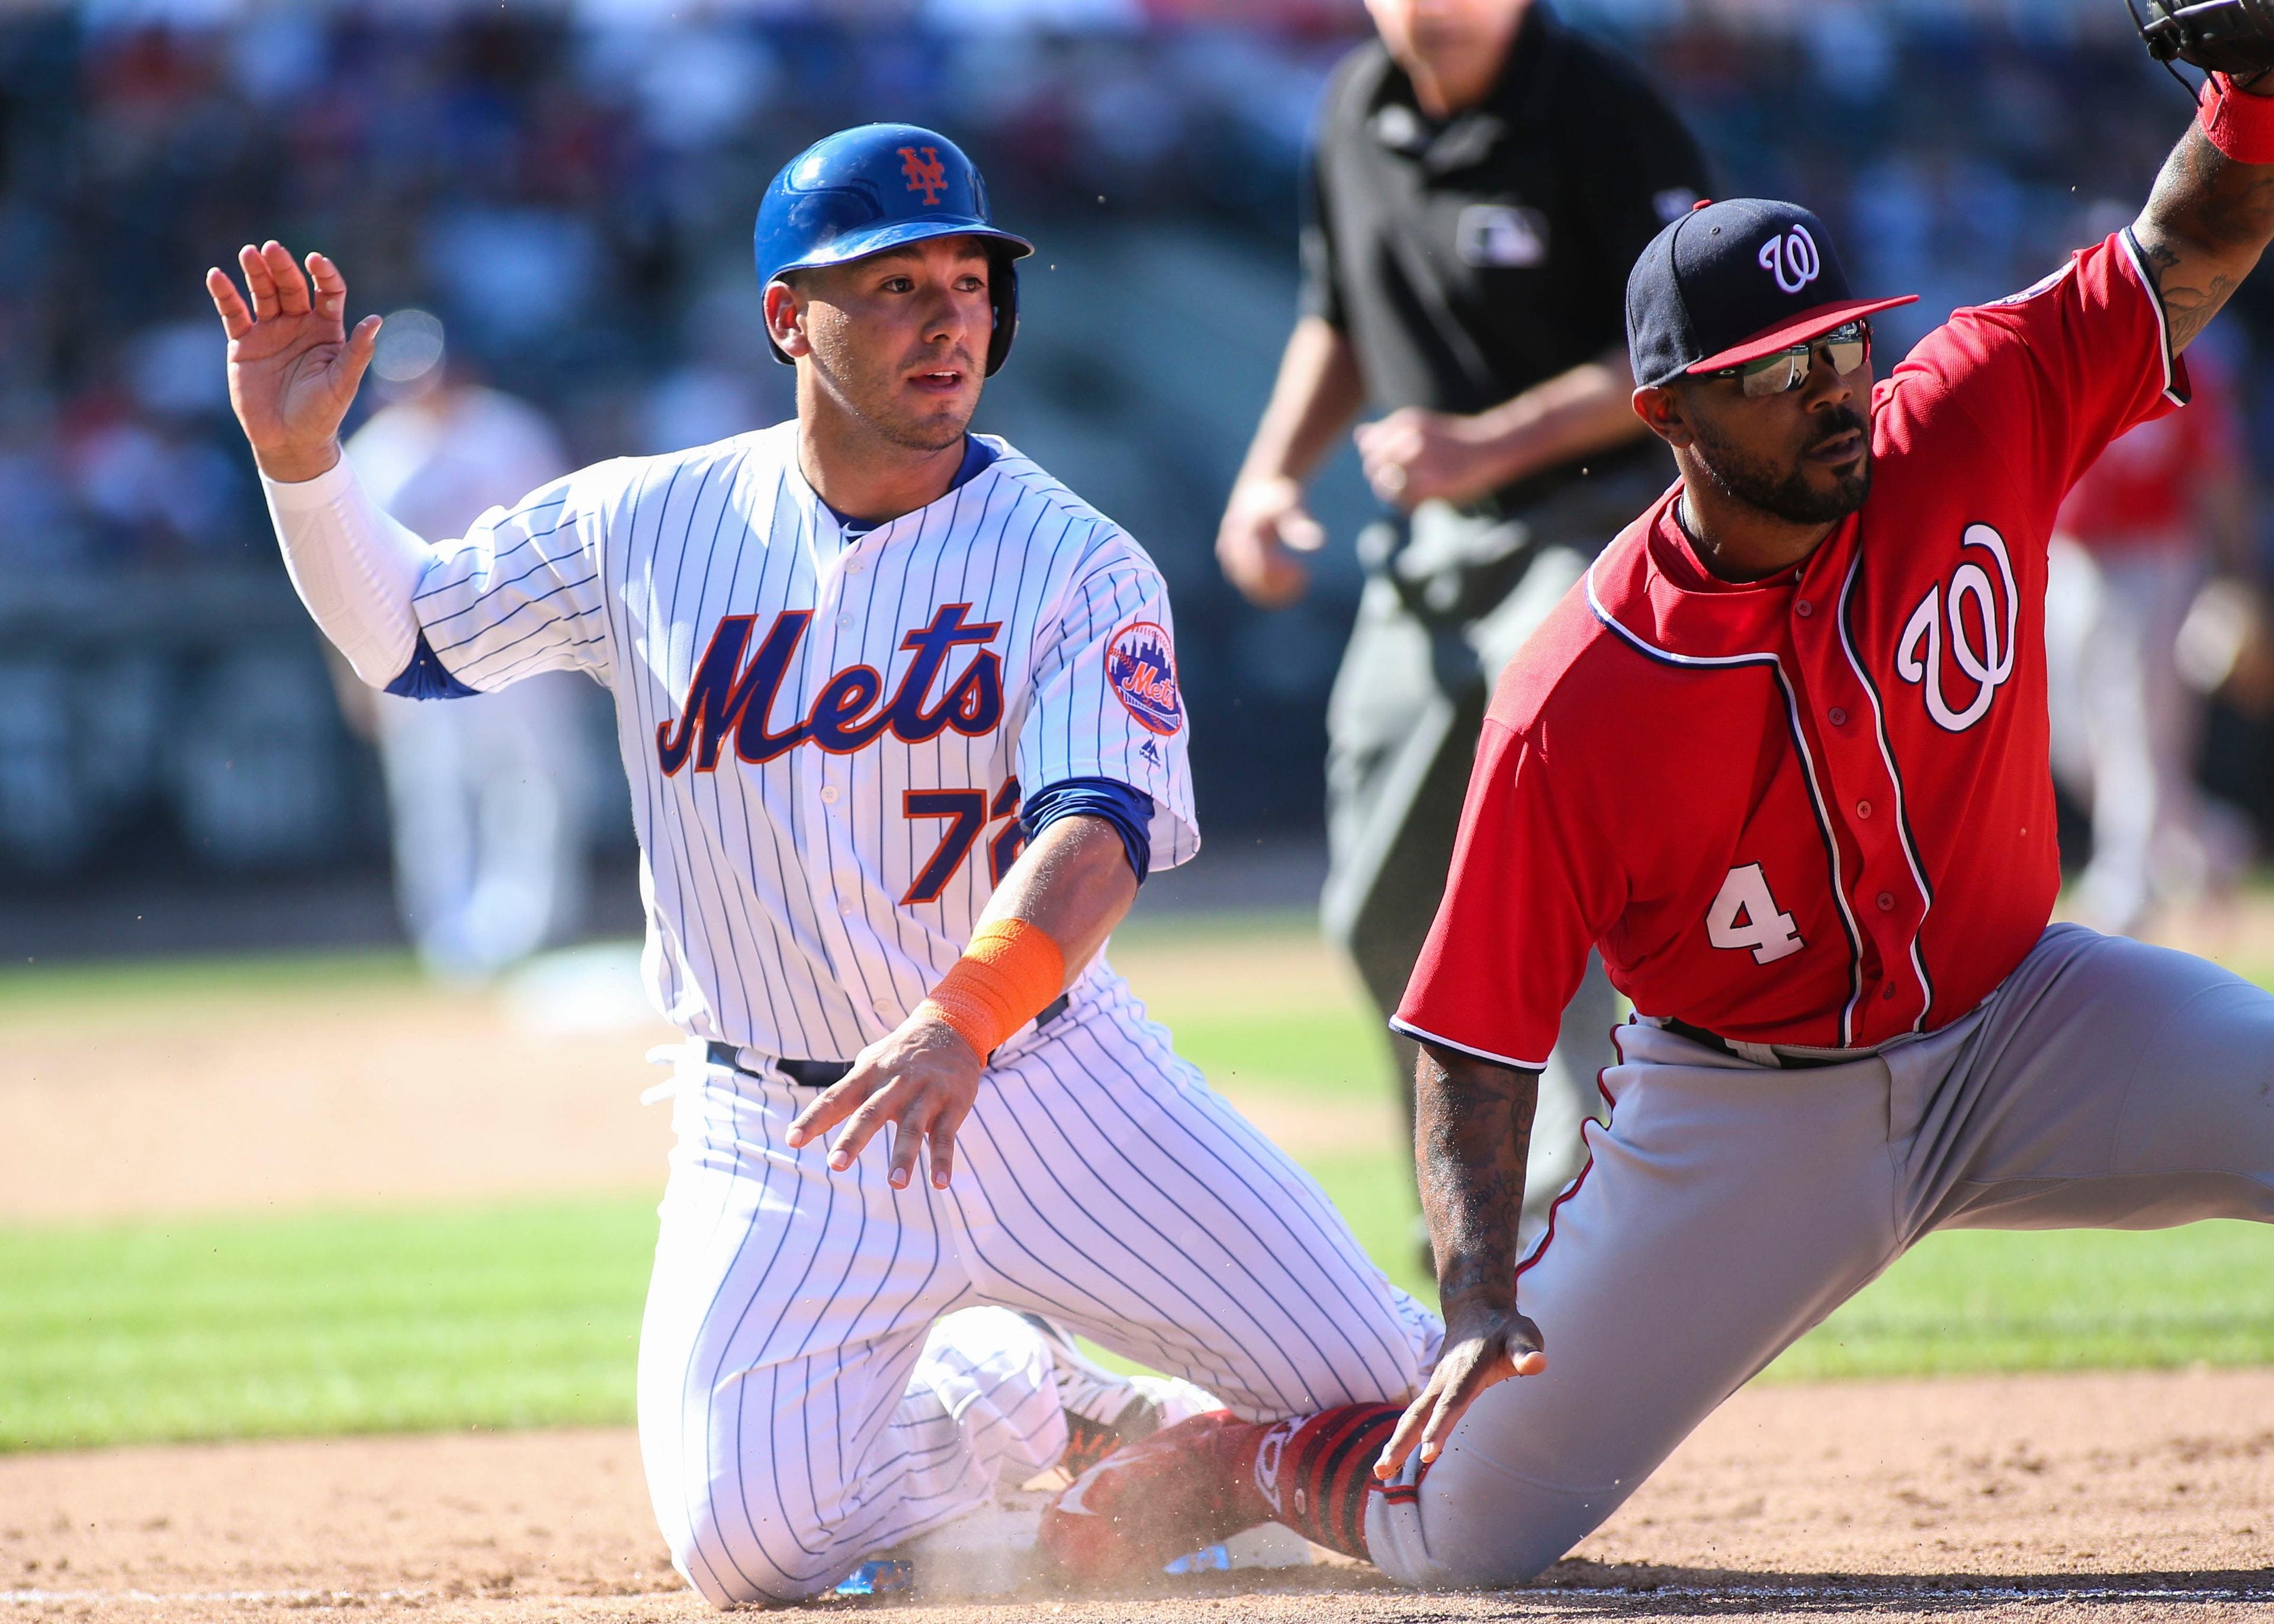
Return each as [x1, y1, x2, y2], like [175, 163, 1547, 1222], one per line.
[407, 423, 1200, 1058]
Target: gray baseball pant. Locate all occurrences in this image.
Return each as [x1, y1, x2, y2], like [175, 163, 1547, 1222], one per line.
[1367, 922, 2274, 1586]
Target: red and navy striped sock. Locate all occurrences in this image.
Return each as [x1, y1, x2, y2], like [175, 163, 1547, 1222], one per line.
[1250, 1403, 1401, 1561]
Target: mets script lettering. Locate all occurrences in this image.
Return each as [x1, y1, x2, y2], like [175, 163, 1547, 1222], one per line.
[657, 604, 1003, 775]
[1896, 523, 2017, 733]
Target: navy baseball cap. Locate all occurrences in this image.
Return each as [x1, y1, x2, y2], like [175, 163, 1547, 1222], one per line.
[1626, 199, 1919, 390]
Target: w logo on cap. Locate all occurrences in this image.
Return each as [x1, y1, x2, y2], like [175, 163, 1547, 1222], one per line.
[1758, 226, 1822, 295]
[899, 146, 948, 205]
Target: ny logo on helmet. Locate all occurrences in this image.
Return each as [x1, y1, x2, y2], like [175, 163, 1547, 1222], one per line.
[1758, 226, 1822, 295]
[900, 146, 948, 205]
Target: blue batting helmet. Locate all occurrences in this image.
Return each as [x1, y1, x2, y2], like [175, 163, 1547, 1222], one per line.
[754, 124, 1034, 377]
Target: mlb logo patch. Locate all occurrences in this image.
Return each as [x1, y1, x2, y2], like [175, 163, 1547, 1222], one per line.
[1457, 204, 1549, 269]
[1106, 622, 1183, 736]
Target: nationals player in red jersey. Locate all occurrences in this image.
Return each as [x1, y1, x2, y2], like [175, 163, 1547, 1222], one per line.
[1040, 68, 2274, 1589]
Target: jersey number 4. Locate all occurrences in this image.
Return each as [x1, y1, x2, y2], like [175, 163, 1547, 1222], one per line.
[901, 779, 1023, 905]
[1706, 864, 1804, 965]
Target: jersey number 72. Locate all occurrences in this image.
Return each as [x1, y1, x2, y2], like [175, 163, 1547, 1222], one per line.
[901, 779, 1023, 905]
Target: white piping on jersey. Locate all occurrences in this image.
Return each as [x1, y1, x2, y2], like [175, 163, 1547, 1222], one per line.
[1386, 1015, 1553, 1075]
[1585, 561, 1867, 1047]
[2117, 227, 2189, 408]
[1834, 549, 1936, 1033]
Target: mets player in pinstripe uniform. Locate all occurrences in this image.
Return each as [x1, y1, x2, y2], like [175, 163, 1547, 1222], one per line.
[205, 123, 1438, 1604]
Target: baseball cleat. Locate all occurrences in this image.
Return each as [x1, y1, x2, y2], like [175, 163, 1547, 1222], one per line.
[1019, 1313, 1220, 1477]
[1038, 1408, 1271, 1584]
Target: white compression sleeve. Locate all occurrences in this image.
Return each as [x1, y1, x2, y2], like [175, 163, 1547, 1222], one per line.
[260, 455, 438, 689]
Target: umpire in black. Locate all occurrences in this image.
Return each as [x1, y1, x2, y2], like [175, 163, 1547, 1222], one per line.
[1217, 0, 1709, 1258]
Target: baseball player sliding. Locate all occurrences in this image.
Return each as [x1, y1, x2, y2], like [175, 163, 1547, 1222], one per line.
[207, 124, 1435, 1604]
[1043, 12, 2274, 1589]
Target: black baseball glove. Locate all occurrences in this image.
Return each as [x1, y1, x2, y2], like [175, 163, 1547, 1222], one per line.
[2138, 0, 2274, 76]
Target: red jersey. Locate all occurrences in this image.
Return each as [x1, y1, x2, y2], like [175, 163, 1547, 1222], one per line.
[1395, 234, 2188, 1066]
[2057, 347, 2237, 549]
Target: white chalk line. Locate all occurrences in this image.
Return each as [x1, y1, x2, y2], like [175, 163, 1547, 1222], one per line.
[5, 1580, 2273, 1608]
[1, 1588, 439, 1605]
[1534, 1583, 2274, 1604]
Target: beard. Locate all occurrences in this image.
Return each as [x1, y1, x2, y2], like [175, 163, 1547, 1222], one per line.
[1691, 406, 1872, 526]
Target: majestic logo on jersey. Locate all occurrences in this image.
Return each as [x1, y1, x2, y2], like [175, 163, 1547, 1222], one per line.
[899, 146, 948, 205]
[1896, 523, 2018, 732]
[1106, 622, 1181, 736]
[1758, 226, 1822, 295]
[656, 604, 1003, 775]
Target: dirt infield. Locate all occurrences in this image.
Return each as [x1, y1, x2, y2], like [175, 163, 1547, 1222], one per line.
[0, 935, 1395, 1224]
[8, 921, 2274, 1619]
[6, 1366, 2274, 1623]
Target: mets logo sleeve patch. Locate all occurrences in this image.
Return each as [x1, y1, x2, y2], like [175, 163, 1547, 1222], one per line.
[1017, 561, 1199, 879]
[1104, 621, 1183, 736]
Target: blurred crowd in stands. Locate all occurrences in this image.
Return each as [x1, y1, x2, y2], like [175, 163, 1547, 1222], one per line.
[1, 0, 2265, 883]
[0, 1, 2201, 580]
[0, 5, 1354, 580]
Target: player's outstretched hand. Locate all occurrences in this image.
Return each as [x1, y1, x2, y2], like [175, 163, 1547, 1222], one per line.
[204, 242, 381, 485]
[1373, 1305, 1546, 1483]
[1216, 474, 1324, 609]
[784, 1016, 983, 1190]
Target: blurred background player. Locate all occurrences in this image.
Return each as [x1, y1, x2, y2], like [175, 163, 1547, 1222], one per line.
[341, 314, 603, 982]
[2047, 316, 2260, 938]
[1214, 0, 1710, 1255]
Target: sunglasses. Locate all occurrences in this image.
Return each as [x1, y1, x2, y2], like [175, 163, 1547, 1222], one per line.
[1708, 321, 1871, 398]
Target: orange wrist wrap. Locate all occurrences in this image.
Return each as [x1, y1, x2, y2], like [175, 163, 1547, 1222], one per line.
[918, 918, 1067, 1060]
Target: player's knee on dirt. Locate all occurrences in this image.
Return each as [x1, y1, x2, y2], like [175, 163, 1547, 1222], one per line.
[666, 1485, 861, 1609]
[1365, 1463, 1611, 1591]
[646, 1416, 881, 1609]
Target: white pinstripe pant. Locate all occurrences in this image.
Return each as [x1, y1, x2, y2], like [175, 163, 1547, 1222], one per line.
[636, 971, 1439, 1606]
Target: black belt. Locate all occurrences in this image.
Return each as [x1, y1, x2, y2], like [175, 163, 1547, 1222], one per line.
[1659, 1016, 1855, 1071]
[708, 993, 1071, 1088]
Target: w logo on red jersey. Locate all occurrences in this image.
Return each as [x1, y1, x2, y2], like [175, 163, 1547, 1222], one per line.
[899, 146, 948, 205]
[1896, 523, 2018, 732]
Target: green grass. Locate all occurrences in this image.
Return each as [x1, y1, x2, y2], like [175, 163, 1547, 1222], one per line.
[8, 1198, 2269, 1453]
[0, 947, 425, 1012]
[4, 917, 2273, 1451]
[1168, 1009, 1395, 1096]
[1770, 1221, 2274, 1379]
[0, 1200, 651, 1452]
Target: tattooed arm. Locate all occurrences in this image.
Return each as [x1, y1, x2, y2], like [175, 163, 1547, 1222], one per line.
[1374, 1042, 1550, 1480]
[2135, 76, 2274, 353]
